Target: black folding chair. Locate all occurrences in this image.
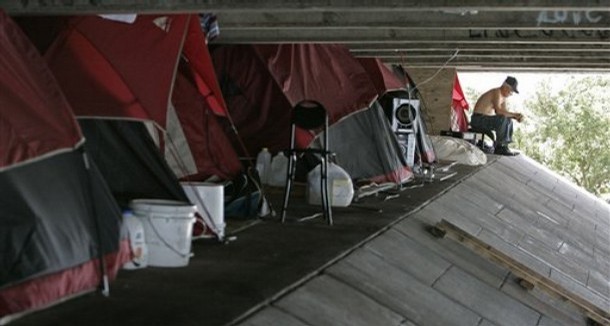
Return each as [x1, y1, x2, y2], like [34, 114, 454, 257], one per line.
[468, 126, 496, 151]
[281, 100, 333, 225]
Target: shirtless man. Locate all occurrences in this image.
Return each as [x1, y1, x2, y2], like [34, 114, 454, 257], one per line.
[471, 76, 524, 156]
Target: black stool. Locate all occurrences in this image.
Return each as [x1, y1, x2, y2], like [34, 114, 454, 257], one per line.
[468, 127, 495, 150]
[281, 100, 333, 225]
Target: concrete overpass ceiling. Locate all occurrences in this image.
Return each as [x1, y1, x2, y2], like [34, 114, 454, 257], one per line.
[3, 0, 610, 71]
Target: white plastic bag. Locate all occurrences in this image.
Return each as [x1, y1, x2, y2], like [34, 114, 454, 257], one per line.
[430, 135, 487, 166]
[307, 162, 354, 207]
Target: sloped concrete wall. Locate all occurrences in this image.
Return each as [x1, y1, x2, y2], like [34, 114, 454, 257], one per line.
[407, 67, 455, 135]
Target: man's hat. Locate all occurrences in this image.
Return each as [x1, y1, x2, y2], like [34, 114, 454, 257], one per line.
[504, 76, 519, 94]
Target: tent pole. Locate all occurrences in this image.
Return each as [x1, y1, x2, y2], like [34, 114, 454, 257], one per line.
[82, 151, 110, 297]
[218, 62, 276, 218]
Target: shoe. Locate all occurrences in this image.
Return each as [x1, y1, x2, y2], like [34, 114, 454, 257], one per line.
[494, 146, 519, 156]
[482, 144, 495, 154]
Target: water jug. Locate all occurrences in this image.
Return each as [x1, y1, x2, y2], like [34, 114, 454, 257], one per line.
[122, 210, 148, 270]
[268, 152, 288, 187]
[255, 147, 272, 184]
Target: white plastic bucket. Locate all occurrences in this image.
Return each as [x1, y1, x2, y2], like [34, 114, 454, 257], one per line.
[129, 199, 196, 267]
[181, 182, 225, 239]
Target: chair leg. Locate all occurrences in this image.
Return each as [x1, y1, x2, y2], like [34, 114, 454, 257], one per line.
[475, 132, 495, 150]
[477, 133, 485, 149]
[281, 152, 296, 223]
[320, 156, 333, 225]
[322, 116, 332, 225]
[282, 124, 298, 223]
[473, 132, 487, 149]
[319, 157, 326, 222]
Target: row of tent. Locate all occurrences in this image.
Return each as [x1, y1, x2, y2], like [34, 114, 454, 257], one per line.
[0, 11, 438, 321]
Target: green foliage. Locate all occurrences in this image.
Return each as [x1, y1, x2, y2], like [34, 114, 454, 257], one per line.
[516, 76, 610, 195]
[464, 86, 481, 116]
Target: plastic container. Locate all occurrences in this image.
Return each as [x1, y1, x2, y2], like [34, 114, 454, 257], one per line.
[307, 162, 354, 207]
[267, 152, 289, 187]
[122, 210, 148, 270]
[129, 199, 197, 267]
[255, 147, 272, 184]
[181, 182, 225, 239]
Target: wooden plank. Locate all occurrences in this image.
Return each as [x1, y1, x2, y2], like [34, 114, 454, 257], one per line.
[239, 306, 310, 326]
[275, 274, 404, 326]
[432, 219, 610, 326]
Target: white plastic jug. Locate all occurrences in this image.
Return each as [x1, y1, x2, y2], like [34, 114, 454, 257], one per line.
[122, 210, 148, 270]
[267, 152, 288, 187]
[307, 162, 354, 207]
[255, 147, 272, 184]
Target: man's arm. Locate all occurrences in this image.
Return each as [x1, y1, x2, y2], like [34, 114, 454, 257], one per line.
[492, 91, 523, 122]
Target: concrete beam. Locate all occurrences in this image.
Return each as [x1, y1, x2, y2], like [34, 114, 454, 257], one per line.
[392, 63, 610, 71]
[381, 58, 610, 71]
[353, 48, 610, 70]
[3, 0, 610, 15]
[351, 50, 610, 58]
[374, 55, 610, 66]
[347, 43, 610, 52]
[4, 0, 609, 72]
[217, 11, 610, 30]
[378, 51, 610, 70]
[397, 65, 610, 72]
[352, 51, 610, 64]
[212, 29, 610, 44]
[392, 55, 610, 64]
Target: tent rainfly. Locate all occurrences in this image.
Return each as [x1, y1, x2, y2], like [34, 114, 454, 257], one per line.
[45, 14, 244, 238]
[212, 44, 411, 184]
[0, 10, 128, 322]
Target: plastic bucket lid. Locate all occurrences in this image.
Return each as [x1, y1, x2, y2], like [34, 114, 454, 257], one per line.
[130, 199, 196, 216]
[181, 181, 223, 187]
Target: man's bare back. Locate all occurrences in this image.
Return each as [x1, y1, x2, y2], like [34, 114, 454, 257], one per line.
[473, 87, 505, 116]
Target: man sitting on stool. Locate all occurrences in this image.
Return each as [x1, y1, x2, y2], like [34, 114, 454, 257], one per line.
[471, 76, 524, 156]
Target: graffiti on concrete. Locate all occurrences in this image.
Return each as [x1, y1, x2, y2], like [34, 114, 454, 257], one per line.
[469, 29, 610, 40]
[470, 10, 608, 40]
[536, 10, 604, 26]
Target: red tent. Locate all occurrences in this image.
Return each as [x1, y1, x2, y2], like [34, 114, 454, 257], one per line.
[452, 74, 470, 132]
[254, 45, 378, 124]
[213, 44, 378, 155]
[45, 14, 241, 182]
[182, 18, 228, 117]
[213, 44, 411, 184]
[45, 14, 242, 239]
[357, 57, 406, 96]
[0, 10, 127, 320]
